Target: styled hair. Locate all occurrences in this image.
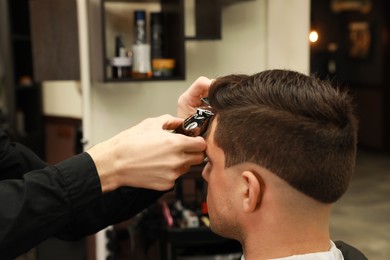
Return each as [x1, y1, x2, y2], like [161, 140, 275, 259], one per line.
[208, 69, 358, 203]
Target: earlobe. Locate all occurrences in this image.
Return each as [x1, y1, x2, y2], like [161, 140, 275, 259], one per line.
[242, 171, 262, 213]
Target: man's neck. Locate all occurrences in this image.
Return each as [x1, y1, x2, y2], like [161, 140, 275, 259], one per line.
[241, 211, 331, 259]
[237, 168, 334, 259]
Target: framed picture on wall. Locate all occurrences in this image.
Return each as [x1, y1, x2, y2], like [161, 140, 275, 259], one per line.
[331, 0, 372, 14]
[347, 21, 371, 59]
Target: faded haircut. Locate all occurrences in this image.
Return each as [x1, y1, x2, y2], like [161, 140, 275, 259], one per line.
[208, 69, 358, 203]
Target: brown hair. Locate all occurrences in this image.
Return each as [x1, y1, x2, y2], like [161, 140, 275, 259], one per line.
[208, 70, 358, 203]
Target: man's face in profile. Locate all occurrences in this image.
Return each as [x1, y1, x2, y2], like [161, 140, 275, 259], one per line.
[202, 119, 241, 239]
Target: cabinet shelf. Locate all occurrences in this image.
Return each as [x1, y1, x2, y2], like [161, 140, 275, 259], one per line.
[104, 75, 184, 83]
[98, 0, 185, 82]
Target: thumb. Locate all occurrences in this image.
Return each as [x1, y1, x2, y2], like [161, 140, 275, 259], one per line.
[157, 114, 184, 130]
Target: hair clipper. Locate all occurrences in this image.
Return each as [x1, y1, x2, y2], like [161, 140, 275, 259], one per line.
[174, 98, 214, 137]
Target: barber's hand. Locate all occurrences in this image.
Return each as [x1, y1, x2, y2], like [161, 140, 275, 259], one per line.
[87, 115, 206, 193]
[177, 76, 213, 119]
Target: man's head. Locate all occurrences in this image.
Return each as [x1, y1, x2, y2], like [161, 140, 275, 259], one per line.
[202, 69, 358, 238]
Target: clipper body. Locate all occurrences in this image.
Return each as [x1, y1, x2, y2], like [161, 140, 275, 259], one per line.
[174, 103, 214, 137]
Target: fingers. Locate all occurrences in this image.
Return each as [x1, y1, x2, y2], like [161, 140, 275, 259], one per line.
[140, 114, 207, 156]
[178, 76, 213, 119]
[186, 76, 213, 99]
[186, 150, 207, 166]
[176, 152, 206, 179]
[161, 115, 184, 131]
[175, 137, 207, 175]
[154, 114, 179, 126]
[142, 115, 207, 153]
[143, 114, 182, 131]
[180, 136, 207, 152]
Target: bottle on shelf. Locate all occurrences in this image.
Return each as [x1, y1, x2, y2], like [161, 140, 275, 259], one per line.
[134, 10, 146, 45]
[150, 12, 176, 78]
[110, 35, 132, 79]
[132, 10, 152, 79]
[150, 12, 165, 60]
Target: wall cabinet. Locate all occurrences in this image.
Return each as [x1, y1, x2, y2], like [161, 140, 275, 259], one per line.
[29, 0, 223, 82]
[29, 0, 80, 81]
[97, 0, 186, 82]
[185, 0, 221, 40]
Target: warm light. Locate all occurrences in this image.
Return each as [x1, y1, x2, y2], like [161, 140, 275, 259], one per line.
[309, 30, 319, 43]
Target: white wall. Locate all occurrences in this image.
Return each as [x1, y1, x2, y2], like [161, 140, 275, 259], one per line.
[267, 0, 310, 73]
[42, 81, 82, 118]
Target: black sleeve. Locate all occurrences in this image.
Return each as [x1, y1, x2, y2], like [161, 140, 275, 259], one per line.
[0, 153, 102, 259]
[0, 129, 164, 258]
[53, 154, 164, 242]
[56, 187, 164, 241]
[0, 130, 47, 180]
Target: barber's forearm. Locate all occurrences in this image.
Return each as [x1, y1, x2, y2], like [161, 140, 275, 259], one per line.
[86, 141, 120, 193]
[0, 153, 101, 258]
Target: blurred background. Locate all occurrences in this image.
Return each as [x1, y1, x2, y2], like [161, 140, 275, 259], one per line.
[1, 0, 389, 259]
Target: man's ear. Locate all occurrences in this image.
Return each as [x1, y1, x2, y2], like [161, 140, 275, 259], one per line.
[242, 171, 263, 213]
